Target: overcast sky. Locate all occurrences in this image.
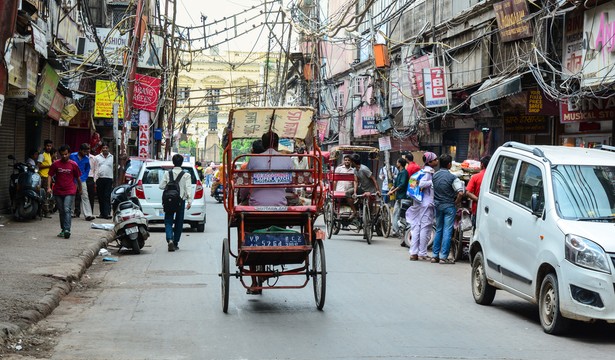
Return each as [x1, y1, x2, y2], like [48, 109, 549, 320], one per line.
[174, 0, 288, 53]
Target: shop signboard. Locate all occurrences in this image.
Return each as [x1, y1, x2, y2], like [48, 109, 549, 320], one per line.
[138, 111, 150, 159]
[582, 2, 615, 87]
[423, 67, 449, 108]
[560, 97, 615, 123]
[25, 46, 38, 95]
[562, 10, 583, 77]
[503, 115, 548, 133]
[493, 0, 533, 42]
[134, 74, 161, 112]
[33, 64, 59, 113]
[353, 104, 380, 137]
[48, 91, 66, 121]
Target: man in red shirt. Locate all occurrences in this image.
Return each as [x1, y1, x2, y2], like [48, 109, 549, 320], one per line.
[465, 155, 491, 227]
[404, 153, 421, 177]
[47, 145, 82, 239]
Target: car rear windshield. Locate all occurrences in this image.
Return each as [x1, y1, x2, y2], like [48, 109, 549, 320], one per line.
[126, 160, 144, 176]
[141, 167, 197, 185]
[552, 165, 615, 220]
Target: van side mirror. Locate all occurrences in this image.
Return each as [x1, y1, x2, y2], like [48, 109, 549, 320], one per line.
[530, 193, 543, 217]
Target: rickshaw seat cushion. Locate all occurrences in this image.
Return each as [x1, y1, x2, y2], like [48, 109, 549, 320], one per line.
[235, 205, 318, 213]
[333, 191, 348, 198]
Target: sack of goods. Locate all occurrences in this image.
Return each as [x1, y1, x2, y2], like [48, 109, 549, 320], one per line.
[162, 170, 185, 212]
[406, 170, 425, 202]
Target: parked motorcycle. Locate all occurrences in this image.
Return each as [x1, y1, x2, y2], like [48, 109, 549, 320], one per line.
[8, 155, 45, 220]
[213, 184, 223, 203]
[111, 182, 149, 254]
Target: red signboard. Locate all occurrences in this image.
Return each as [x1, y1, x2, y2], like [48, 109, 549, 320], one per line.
[407, 55, 430, 98]
[560, 98, 615, 123]
[134, 74, 161, 112]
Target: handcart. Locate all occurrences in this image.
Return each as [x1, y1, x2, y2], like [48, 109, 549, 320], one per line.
[219, 107, 327, 313]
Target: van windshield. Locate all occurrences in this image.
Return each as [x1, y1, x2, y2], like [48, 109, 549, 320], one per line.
[552, 165, 615, 220]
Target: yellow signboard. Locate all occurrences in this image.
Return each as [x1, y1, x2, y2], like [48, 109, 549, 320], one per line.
[94, 80, 124, 118]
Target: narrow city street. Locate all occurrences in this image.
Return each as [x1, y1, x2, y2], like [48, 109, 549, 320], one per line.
[9, 196, 615, 360]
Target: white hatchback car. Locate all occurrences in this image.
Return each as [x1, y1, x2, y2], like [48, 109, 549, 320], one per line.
[471, 142, 615, 334]
[134, 161, 206, 232]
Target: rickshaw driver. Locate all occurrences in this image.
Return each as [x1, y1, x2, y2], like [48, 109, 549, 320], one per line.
[239, 131, 293, 295]
[346, 153, 380, 219]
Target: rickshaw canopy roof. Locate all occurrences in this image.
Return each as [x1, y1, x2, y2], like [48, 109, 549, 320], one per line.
[228, 107, 316, 140]
[329, 145, 379, 160]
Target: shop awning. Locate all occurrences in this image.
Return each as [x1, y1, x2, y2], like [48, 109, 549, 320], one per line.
[470, 74, 523, 109]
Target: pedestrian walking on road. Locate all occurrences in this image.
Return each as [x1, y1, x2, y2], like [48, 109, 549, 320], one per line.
[430, 154, 464, 264]
[388, 158, 409, 238]
[70, 143, 95, 221]
[159, 154, 193, 252]
[47, 145, 82, 239]
[93, 143, 114, 219]
[407, 152, 437, 260]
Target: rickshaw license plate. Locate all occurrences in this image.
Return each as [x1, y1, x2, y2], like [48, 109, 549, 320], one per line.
[245, 233, 306, 247]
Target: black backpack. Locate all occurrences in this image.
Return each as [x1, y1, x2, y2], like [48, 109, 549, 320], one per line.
[162, 170, 185, 213]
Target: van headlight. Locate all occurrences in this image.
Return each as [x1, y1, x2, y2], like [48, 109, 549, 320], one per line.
[565, 234, 611, 274]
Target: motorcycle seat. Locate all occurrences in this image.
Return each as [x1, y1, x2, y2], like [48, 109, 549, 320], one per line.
[119, 202, 134, 211]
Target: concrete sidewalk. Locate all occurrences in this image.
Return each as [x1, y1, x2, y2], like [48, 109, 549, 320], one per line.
[0, 212, 115, 345]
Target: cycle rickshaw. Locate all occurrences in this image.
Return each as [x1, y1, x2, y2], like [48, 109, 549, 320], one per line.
[323, 145, 391, 244]
[219, 107, 327, 313]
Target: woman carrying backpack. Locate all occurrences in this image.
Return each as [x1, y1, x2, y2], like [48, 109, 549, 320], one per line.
[159, 154, 193, 252]
[406, 152, 438, 261]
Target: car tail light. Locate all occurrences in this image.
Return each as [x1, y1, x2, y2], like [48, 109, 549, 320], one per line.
[194, 180, 204, 199]
[135, 180, 145, 199]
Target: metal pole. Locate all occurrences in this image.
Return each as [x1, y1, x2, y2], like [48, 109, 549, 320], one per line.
[121, 0, 147, 182]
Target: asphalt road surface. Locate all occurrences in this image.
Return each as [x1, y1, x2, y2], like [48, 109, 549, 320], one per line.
[26, 197, 615, 359]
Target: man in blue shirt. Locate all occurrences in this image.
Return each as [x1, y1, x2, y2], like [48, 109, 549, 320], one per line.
[70, 143, 95, 221]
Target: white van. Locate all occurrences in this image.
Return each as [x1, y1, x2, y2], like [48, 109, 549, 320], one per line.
[470, 142, 615, 334]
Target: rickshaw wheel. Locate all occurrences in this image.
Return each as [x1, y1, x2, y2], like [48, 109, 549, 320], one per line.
[221, 237, 230, 313]
[380, 203, 391, 238]
[312, 239, 326, 310]
[325, 202, 334, 239]
[453, 227, 464, 261]
[449, 230, 461, 262]
[363, 203, 372, 244]
[332, 222, 341, 235]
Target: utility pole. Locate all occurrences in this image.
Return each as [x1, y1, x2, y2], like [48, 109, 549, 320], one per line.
[120, 0, 147, 183]
[165, 0, 179, 160]
[0, 0, 19, 123]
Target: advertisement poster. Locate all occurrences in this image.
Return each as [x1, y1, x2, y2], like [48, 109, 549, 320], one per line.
[94, 80, 124, 118]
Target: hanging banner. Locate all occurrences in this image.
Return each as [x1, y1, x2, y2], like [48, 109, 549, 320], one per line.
[134, 74, 161, 112]
[61, 103, 79, 122]
[316, 119, 329, 143]
[33, 64, 59, 113]
[407, 55, 430, 98]
[94, 80, 124, 118]
[31, 20, 48, 58]
[138, 111, 150, 159]
[423, 67, 449, 108]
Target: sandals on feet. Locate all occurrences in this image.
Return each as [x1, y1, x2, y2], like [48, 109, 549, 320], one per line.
[409, 254, 419, 261]
[430, 257, 440, 263]
[439, 259, 455, 264]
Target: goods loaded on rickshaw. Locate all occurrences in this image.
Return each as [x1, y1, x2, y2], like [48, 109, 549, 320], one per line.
[219, 107, 327, 313]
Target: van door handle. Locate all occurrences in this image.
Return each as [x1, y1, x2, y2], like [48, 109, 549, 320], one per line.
[484, 206, 489, 214]
[505, 217, 512, 226]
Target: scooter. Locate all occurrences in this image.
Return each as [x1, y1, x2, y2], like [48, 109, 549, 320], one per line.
[213, 184, 223, 203]
[111, 182, 149, 254]
[8, 155, 45, 220]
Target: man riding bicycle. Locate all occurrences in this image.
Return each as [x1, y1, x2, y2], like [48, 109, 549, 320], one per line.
[346, 153, 380, 219]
